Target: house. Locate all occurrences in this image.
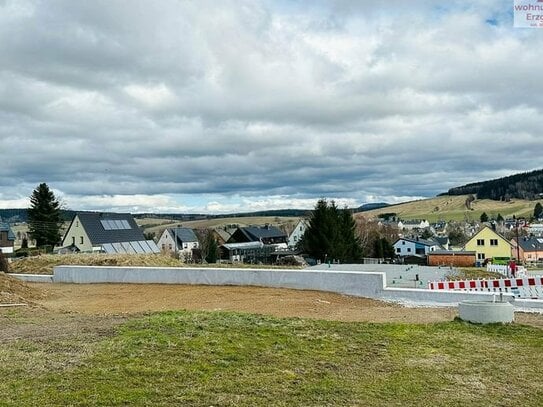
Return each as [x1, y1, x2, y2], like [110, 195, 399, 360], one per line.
[525, 223, 543, 236]
[227, 225, 288, 246]
[510, 236, 543, 263]
[220, 241, 267, 263]
[393, 237, 442, 257]
[462, 226, 512, 265]
[223, 225, 288, 264]
[434, 236, 450, 251]
[287, 219, 308, 248]
[157, 227, 199, 260]
[211, 228, 234, 246]
[0, 223, 15, 254]
[397, 219, 430, 231]
[60, 212, 159, 254]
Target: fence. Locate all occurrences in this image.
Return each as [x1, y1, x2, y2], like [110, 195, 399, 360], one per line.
[429, 276, 543, 299]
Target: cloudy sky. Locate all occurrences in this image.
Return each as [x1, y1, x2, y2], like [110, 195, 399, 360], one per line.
[0, 0, 541, 214]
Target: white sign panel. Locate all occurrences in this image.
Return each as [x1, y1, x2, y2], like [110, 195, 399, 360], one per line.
[514, 0, 543, 28]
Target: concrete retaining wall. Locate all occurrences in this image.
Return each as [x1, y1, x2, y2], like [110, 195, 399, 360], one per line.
[9, 273, 54, 283]
[52, 265, 518, 307]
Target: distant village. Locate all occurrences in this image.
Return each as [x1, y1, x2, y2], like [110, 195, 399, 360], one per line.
[2, 206, 543, 268]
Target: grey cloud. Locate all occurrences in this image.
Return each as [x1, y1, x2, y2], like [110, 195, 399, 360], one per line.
[0, 0, 541, 212]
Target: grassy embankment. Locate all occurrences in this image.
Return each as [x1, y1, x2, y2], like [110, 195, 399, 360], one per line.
[8, 253, 301, 275]
[0, 310, 541, 406]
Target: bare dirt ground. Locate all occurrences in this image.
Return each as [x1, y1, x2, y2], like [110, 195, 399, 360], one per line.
[2, 283, 542, 343]
[18, 283, 542, 328]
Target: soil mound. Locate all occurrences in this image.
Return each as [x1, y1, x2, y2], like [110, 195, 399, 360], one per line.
[0, 273, 44, 304]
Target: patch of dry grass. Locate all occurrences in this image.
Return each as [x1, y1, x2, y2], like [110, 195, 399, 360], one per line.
[9, 253, 182, 275]
[9, 253, 301, 275]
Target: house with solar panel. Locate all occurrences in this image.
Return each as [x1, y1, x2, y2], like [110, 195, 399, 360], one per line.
[157, 227, 199, 260]
[59, 212, 160, 254]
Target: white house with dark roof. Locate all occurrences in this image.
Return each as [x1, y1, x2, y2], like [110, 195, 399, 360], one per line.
[288, 219, 308, 248]
[157, 227, 199, 259]
[393, 237, 443, 257]
[397, 219, 430, 231]
[60, 212, 159, 254]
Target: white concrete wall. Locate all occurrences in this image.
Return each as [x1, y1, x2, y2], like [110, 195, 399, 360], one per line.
[9, 274, 54, 283]
[52, 265, 522, 307]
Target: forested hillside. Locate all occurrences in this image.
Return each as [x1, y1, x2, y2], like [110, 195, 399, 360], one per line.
[446, 169, 543, 200]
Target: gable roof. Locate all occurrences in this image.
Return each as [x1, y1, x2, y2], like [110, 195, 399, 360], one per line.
[74, 212, 144, 245]
[239, 226, 286, 241]
[0, 223, 15, 241]
[168, 227, 198, 243]
[394, 237, 441, 247]
[464, 225, 512, 248]
[516, 236, 543, 252]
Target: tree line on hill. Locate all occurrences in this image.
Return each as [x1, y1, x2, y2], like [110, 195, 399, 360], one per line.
[445, 169, 543, 201]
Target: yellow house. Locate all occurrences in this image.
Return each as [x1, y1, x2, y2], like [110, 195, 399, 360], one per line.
[463, 226, 512, 265]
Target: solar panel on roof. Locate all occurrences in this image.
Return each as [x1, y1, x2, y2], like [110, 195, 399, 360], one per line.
[121, 242, 135, 253]
[102, 243, 115, 253]
[100, 219, 132, 230]
[112, 242, 124, 253]
[130, 241, 145, 254]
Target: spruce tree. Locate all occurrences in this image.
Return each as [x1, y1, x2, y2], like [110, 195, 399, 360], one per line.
[534, 202, 543, 220]
[27, 183, 63, 250]
[301, 199, 361, 263]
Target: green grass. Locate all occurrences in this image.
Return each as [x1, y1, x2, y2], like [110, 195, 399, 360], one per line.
[1, 311, 542, 406]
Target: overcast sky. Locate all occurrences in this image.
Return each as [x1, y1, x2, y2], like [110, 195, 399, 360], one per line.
[0, 0, 541, 214]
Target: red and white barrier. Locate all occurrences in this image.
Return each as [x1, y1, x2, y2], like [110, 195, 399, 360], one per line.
[428, 276, 543, 299]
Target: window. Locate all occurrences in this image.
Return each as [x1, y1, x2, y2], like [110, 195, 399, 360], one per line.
[477, 239, 485, 246]
[80, 236, 84, 244]
[396, 248, 401, 253]
[72, 237, 75, 245]
[477, 253, 485, 260]
[75, 221, 79, 227]
[402, 241, 405, 245]
[407, 248, 411, 252]
[490, 239, 498, 246]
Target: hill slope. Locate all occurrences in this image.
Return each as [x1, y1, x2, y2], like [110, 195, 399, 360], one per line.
[357, 195, 542, 222]
[446, 169, 543, 200]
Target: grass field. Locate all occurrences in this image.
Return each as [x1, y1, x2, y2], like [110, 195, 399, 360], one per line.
[140, 216, 301, 236]
[0, 310, 542, 406]
[358, 195, 543, 222]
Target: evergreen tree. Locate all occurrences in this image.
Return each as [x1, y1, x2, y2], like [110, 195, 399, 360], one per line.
[27, 183, 63, 250]
[301, 199, 362, 263]
[480, 212, 489, 223]
[205, 234, 218, 263]
[496, 213, 504, 223]
[534, 202, 543, 220]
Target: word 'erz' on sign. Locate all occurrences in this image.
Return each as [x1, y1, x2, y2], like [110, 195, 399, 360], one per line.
[514, 0, 543, 28]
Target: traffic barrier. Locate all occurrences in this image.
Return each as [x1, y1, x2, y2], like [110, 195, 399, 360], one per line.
[428, 276, 543, 299]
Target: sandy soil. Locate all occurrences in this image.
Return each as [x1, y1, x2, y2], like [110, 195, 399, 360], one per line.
[22, 283, 542, 328]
